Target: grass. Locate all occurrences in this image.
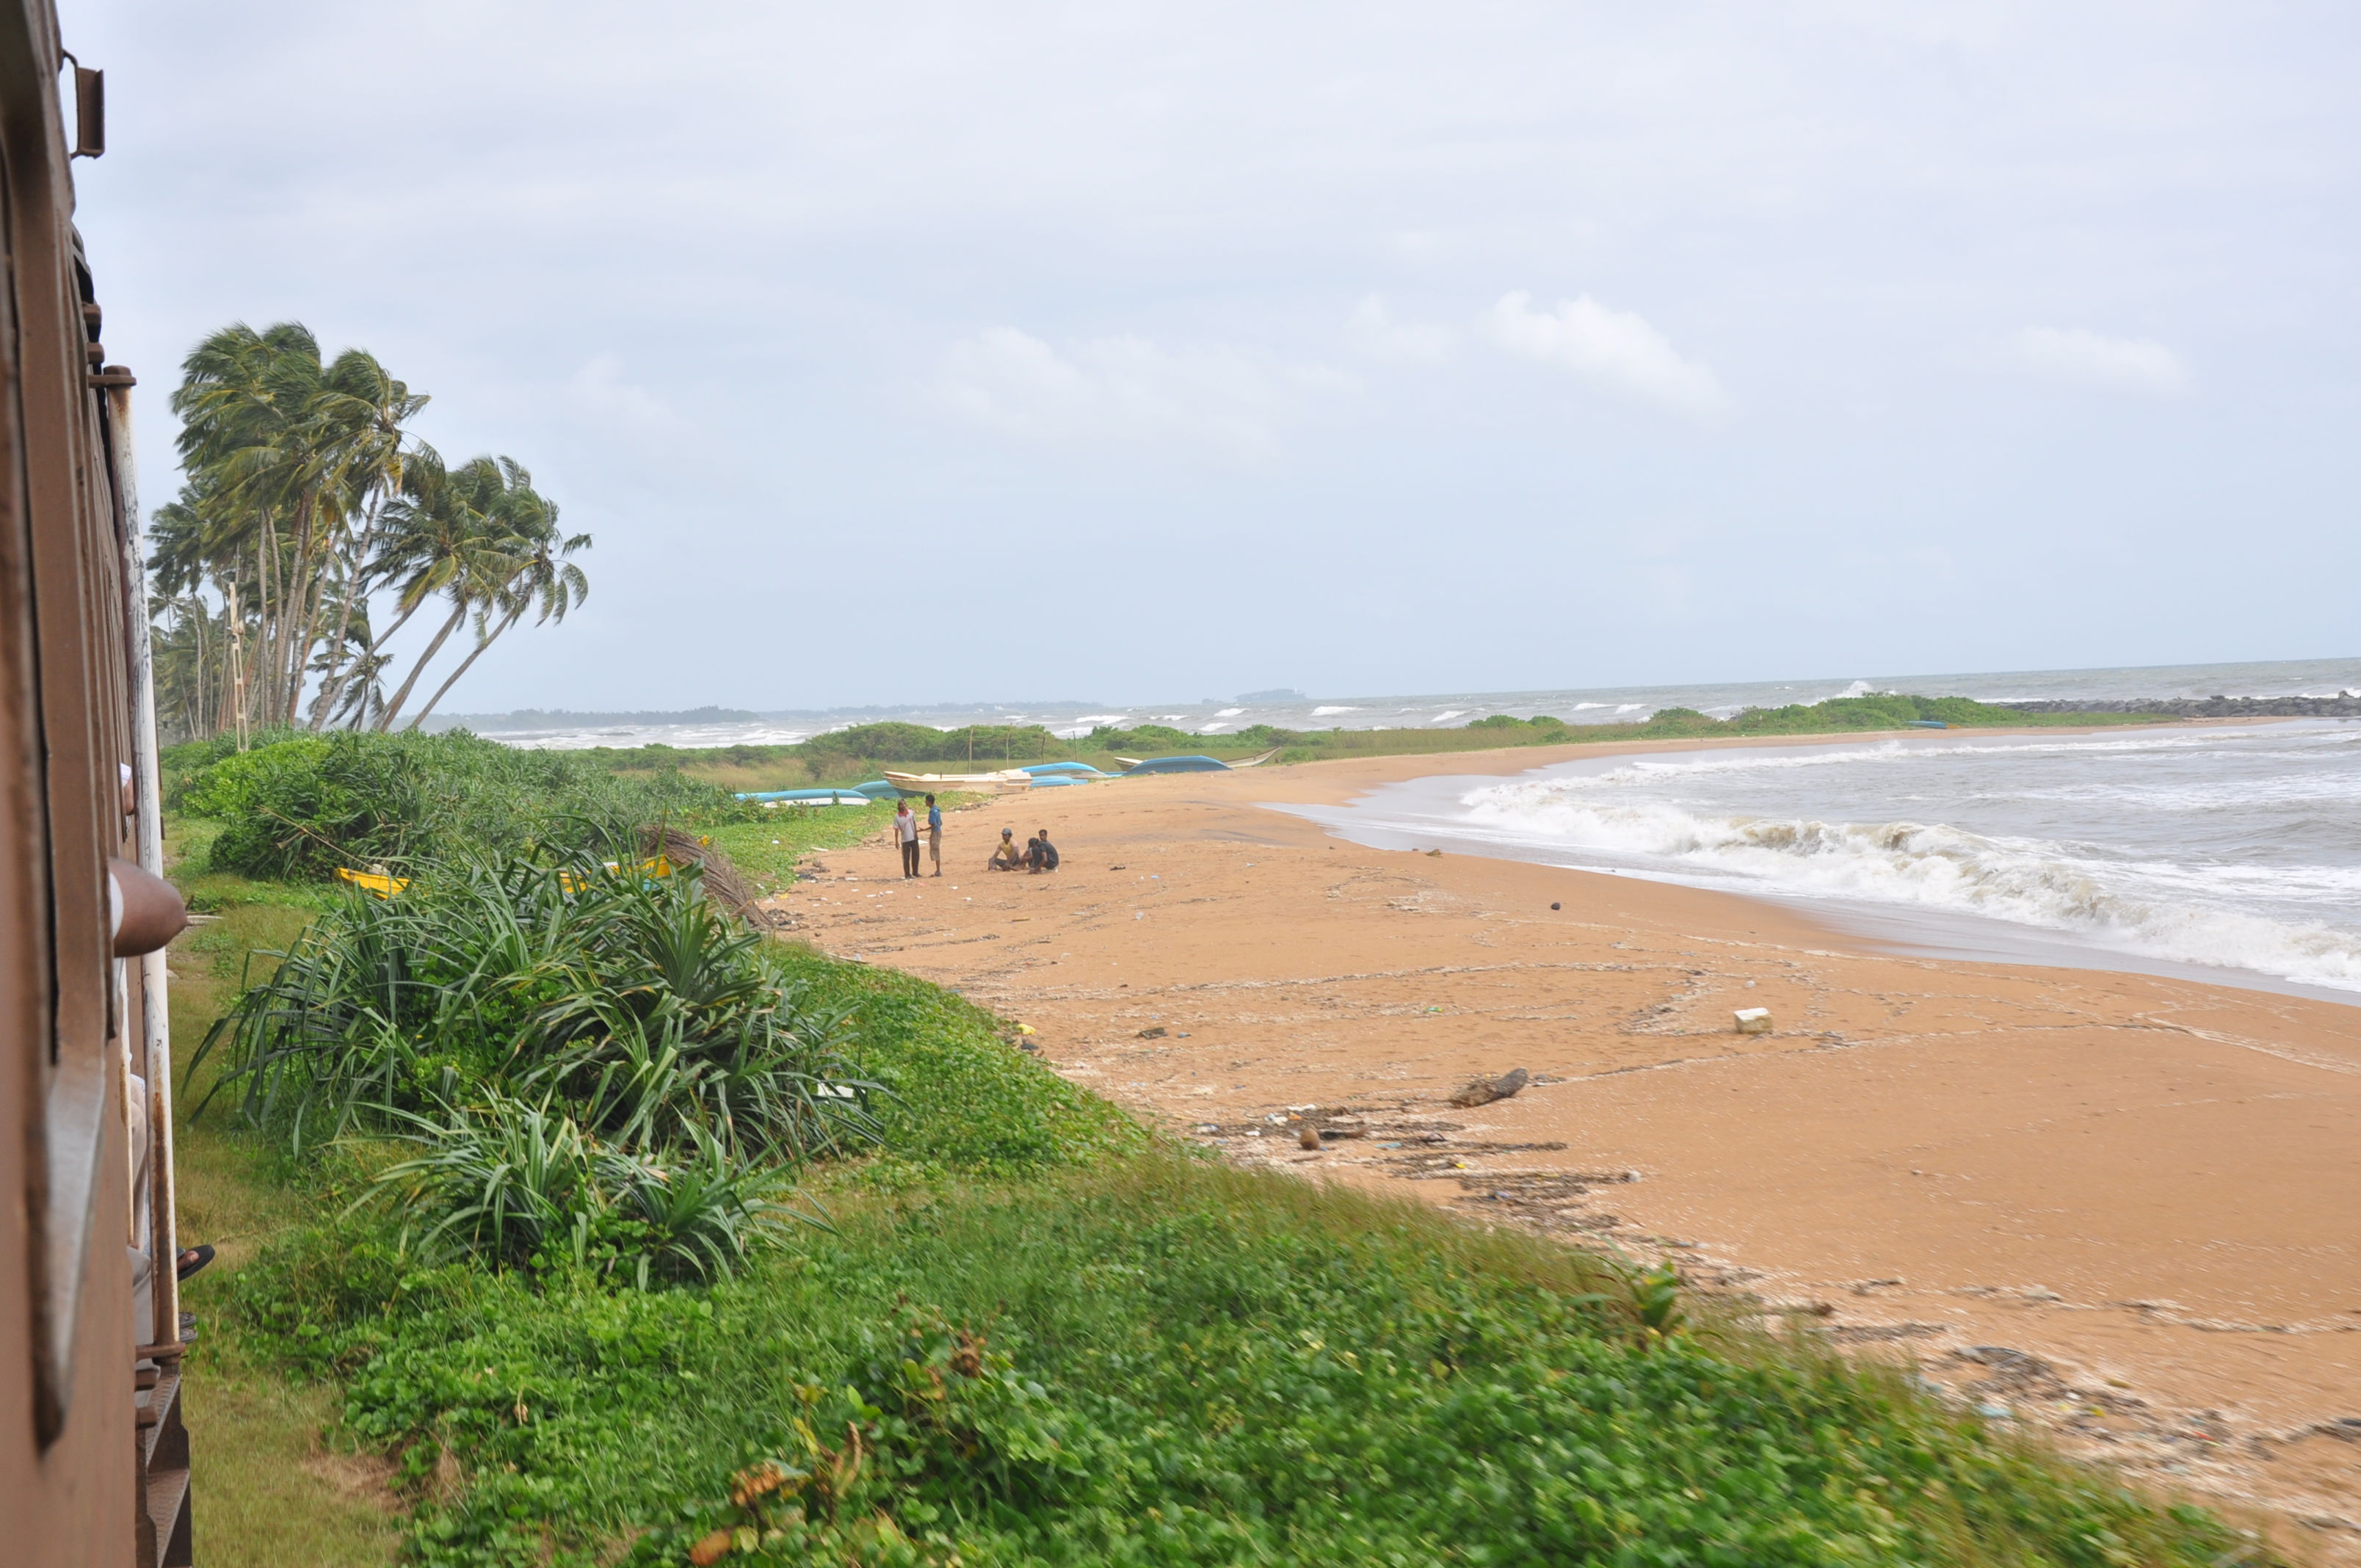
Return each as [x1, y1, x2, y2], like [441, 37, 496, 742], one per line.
[163, 820, 2263, 1568]
[168, 874, 403, 1566]
[225, 1150, 2253, 1568]
[700, 796, 973, 896]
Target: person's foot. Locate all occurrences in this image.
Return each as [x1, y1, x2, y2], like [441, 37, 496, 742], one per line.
[175, 1244, 214, 1282]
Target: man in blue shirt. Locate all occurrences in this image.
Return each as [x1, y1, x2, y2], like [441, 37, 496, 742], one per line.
[926, 794, 943, 876]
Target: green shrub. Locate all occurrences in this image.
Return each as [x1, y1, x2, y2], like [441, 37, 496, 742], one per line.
[361, 1094, 811, 1287]
[799, 723, 1065, 766]
[1223, 724, 1301, 747]
[1085, 723, 1198, 752]
[173, 728, 761, 879]
[189, 849, 876, 1165]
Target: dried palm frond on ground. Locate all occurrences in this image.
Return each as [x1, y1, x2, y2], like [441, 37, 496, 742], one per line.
[641, 824, 776, 925]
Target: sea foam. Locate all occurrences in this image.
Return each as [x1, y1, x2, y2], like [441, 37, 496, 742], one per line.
[1458, 727, 2361, 993]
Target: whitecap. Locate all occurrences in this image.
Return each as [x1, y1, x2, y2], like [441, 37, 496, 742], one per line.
[1459, 760, 2361, 993]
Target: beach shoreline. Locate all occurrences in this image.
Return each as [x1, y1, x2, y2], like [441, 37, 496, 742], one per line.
[775, 727, 2361, 1550]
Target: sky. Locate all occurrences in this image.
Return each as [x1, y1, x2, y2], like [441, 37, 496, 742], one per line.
[65, 1, 2361, 712]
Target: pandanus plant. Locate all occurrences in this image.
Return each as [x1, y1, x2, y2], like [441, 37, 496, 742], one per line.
[191, 840, 877, 1280]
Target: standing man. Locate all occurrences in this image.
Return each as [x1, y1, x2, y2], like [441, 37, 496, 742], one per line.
[926, 794, 943, 876]
[894, 799, 921, 878]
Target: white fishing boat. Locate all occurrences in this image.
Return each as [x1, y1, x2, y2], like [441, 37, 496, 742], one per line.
[881, 768, 1037, 793]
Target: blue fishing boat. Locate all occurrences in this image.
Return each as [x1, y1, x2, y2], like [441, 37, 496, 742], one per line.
[735, 787, 875, 805]
[1114, 749, 1283, 774]
[1117, 754, 1233, 775]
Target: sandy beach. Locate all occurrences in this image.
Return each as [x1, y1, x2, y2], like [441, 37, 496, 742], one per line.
[773, 733, 2361, 1550]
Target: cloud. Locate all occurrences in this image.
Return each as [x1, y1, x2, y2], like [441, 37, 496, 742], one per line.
[2001, 327, 2191, 395]
[1345, 294, 1456, 363]
[567, 353, 689, 432]
[1478, 291, 1728, 416]
[933, 327, 1351, 457]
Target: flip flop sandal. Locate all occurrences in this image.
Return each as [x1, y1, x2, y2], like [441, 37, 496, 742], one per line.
[175, 1244, 216, 1282]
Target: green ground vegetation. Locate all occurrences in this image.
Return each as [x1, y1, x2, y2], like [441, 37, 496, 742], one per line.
[169, 882, 405, 1565]
[1227, 694, 2166, 766]
[575, 695, 2172, 794]
[164, 808, 2262, 1567]
[700, 795, 984, 899]
[165, 728, 764, 881]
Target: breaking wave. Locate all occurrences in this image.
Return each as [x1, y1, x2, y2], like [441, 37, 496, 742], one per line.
[1462, 754, 2361, 992]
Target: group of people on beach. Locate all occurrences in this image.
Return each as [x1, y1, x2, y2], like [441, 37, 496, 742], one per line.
[892, 794, 1059, 877]
[990, 826, 1059, 873]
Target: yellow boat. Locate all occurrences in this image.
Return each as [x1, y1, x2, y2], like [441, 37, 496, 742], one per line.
[344, 843, 703, 898]
[559, 854, 676, 893]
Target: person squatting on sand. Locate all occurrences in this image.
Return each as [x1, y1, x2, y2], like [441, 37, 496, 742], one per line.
[894, 799, 921, 878]
[989, 827, 1024, 870]
[926, 794, 943, 876]
[1029, 828, 1060, 873]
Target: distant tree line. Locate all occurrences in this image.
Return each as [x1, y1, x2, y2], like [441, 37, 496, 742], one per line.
[146, 322, 590, 744]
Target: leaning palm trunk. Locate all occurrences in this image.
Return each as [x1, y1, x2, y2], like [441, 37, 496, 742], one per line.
[374, 597, 468, 732]
[407, 597, 526, 731]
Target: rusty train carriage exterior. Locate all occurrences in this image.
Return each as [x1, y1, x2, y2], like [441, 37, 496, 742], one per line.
[3, 2, 195, 1562]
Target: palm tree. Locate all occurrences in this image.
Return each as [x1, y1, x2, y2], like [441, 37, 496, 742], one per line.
[149, 319, 589, 742]
[305, 350, 430, 728]
[369, 454, 524, 732]
[148, 476, 256, 745]
[170, 323, 429, 731]
[172, 322, 314, 728]
[406, 464, 590, 730]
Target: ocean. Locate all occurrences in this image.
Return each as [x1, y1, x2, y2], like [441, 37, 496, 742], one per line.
[462, 656, 2361, 1001]
[1286, 719, 2361, 1003]
[450, 655, 2361, 751]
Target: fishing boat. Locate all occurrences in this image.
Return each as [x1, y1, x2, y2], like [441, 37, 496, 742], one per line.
[880, 768, 1037, 794]
[736, 788, 876, 806]
[1112, 749, 1282, 774]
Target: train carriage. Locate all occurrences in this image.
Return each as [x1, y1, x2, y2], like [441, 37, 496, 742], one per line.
[1, 4, 196, 1560]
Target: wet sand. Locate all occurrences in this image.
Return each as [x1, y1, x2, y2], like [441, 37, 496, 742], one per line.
[772, 734, 2361, 1550]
